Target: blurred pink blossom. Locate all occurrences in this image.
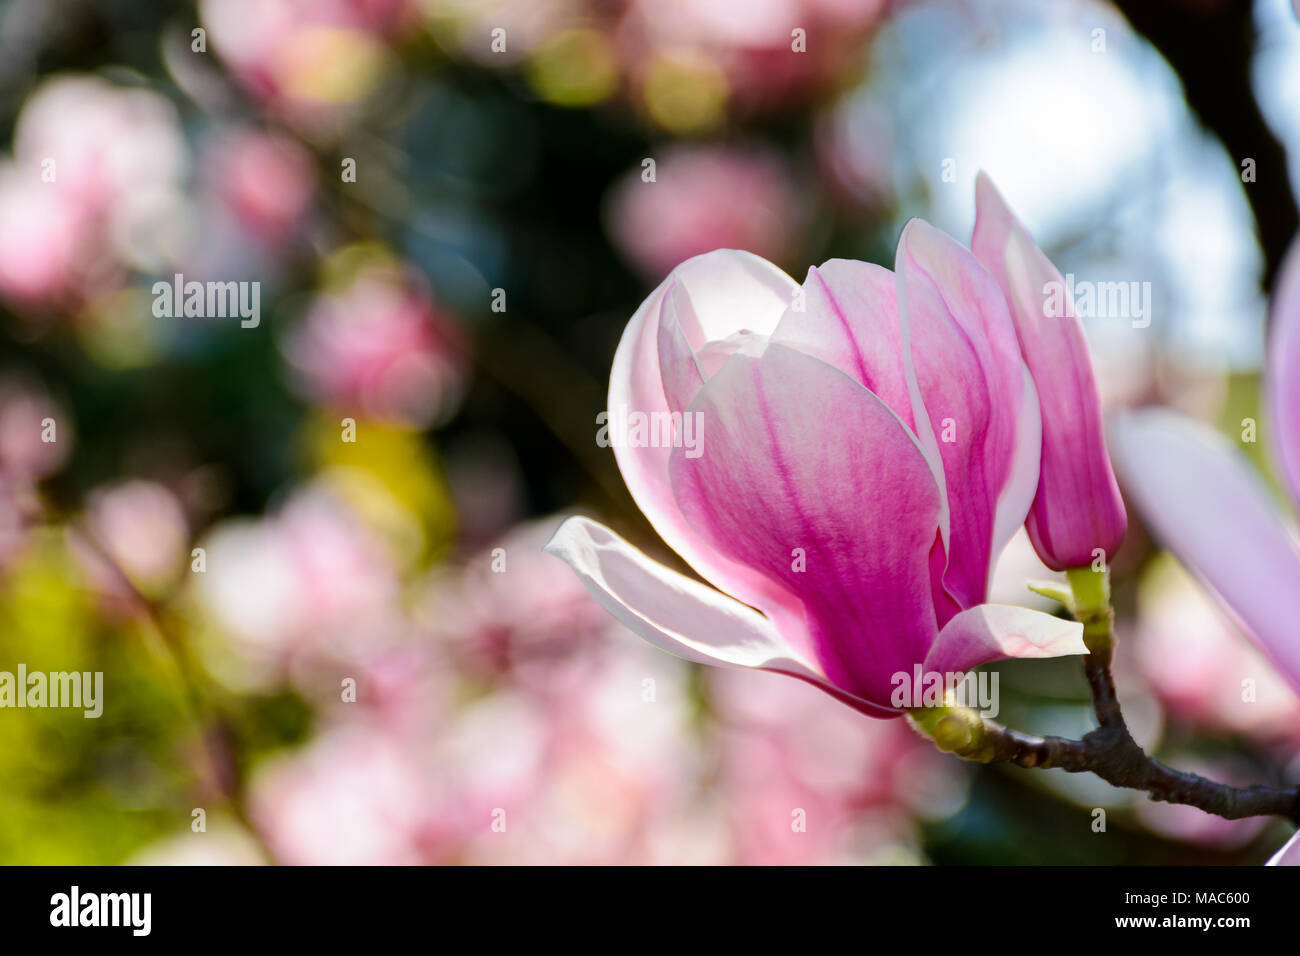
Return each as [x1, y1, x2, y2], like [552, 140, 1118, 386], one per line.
[605, 143, 800, 280]
[0, 378, 67, 576]
[250, 723, 443, 865]
[282, 265, 467, 428]
[206, 128, 317, 242]
[86, 481, 190, 595]
[71, 480, 191, 613]
[0, 377, 70, 480]
[1133, 560, 1300, 743]
[620, 0, 894, 112]
[0, 75, 189, 310]
[417, 516, 613, 692]
[200, 0, 416, 121]
[194, 479, 406, 692]
[0, 164, 89, 306]
[1112, 239, 1300, 700]
[449, 646, 702, 865]
[710, 667, 964, 864]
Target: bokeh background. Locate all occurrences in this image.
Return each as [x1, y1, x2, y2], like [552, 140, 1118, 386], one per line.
[1, 0, 1299, 864]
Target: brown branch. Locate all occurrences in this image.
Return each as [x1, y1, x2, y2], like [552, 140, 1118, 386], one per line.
[1112, 0, 1298, 289]
[911, 570, 1300, 824]
[947, 712, 1300, 823]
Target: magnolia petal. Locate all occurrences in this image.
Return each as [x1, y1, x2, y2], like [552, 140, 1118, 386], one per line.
[895, 218, 1030, 610]
[773, 257, 961, 625]
[668, 342, 943, 708]
[1267, 238, 1300, 511]
[655, 281, 708, 415]
[543, 515, 898, 717]
[1111, 409, 1300, 697]
[1266, 829, 1300, 866]
[972, 172, 1126, 570]
[771, 259, 916, 432]
[992, 364, 1043, 561]
[607, 250, 808, 645]
[924, 603, 1086, 676]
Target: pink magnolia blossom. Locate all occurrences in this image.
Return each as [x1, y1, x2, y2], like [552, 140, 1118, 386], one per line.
[417, 516, 614, 692]
[547, 195, 1086, 717]
[0, 377, 71, 480]
[605, 143, 799, 281]
[971, 173, 1126, 570]
[1110, 242, 1300, 701]
[249, 722, 445, 865]
[281, 264, 467, 428]
[0, 75, 188, 309]
[200, 0, 414, 121]
[0, 163, 89, 306]
[1133, 558, 1300, 743]
[1111, 239, 1300, 866]
[710, 667, 964, 864]
[85, 480, 190, 597]
[206, 128, 317, 242]
[193, 479, 406, 693]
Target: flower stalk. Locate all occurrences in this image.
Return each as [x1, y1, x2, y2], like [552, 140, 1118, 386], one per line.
[909, 566, 1300, 824]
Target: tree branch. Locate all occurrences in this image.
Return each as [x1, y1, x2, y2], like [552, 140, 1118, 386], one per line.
[910, 568, 1300, 824]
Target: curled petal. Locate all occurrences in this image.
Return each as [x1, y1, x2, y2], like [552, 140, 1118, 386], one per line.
[896, 218, 1033, 610]
[923, 603, 1086, 676]
[668, 342, 942, 707]
[972, 172, 1125, 570]
[994, 365, 1043, 563]
[543, 515, 898, 717]
[1111, 410, 1300, 698]
[771, 259, 915, 431]
[607, 250, 808, 639]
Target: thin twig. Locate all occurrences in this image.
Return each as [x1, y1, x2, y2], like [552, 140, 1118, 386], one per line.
[912, 576, 1300, 824]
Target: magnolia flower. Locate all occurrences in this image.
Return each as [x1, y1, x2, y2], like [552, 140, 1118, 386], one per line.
[971, 173, 1126, 571]
[1111, 241, 1300, 702]
[1111, 240, 1300, 865]
[547, 202, 1087, 717]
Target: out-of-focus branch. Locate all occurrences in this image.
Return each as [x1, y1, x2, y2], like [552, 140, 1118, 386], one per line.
[1112, 0, 1298, 288]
